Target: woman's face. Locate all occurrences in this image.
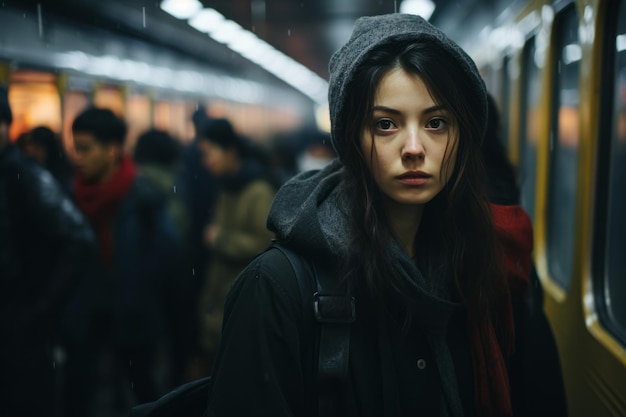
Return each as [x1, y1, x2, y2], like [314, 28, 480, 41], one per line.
[360, 67, 458, 211]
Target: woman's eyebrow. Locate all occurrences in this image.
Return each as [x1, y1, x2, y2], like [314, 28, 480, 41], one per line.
[371, 104, 447, 115]
[371, 105, 401, 115]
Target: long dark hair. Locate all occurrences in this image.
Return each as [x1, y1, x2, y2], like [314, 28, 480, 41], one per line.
[341, 40, 510, 340]
[483, 94, 520, 205]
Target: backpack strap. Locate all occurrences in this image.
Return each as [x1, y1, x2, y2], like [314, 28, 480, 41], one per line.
[270, 242, 355, 417]
[311, 255, 355, 416]
[269, 242, 316, 413]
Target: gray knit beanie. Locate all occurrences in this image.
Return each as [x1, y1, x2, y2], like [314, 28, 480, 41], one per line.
[328, 13, 487, 162]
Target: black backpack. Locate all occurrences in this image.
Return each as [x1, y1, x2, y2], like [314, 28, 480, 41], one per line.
[129, 241, 355, 417]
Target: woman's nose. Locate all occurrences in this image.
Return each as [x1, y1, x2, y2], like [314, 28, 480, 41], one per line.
[402, 128, 425, 160]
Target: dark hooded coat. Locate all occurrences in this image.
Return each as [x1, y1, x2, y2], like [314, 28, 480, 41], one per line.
[205, 161, 567, 417]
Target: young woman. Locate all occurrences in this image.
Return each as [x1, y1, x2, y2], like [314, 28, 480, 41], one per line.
[205, 13, 566, 417]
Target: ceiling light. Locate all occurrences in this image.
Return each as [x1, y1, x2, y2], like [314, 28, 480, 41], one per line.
[160, 1, 329, 104]
[210, 20, 244, 43]
[226, 31, 263, 55]
[399, 0, 435, 20]
[188, 8, 225, 33]
[160, 0, 202, 20]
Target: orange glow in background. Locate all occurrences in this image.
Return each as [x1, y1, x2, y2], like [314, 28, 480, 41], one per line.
[93, 85, 124, 117]
[8, 71, 61, 142]
[126, 94, 152, 153]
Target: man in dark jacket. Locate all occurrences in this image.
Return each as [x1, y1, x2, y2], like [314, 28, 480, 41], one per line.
[63, 107, 183, 416]
[0, 84, 97, 416]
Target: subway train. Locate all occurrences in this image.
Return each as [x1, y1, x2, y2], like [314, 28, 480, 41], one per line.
[475, 0, 626, 416]
[2, 0, 626, 416]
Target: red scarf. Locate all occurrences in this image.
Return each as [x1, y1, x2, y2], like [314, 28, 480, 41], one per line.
[472, 204, 533, 417]
[74, 155, 136, 265]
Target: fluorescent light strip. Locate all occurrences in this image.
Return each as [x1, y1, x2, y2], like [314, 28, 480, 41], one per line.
[54, 50, 268, 104]
[161, 1, 328, 104]
[161, 0, 202, 20]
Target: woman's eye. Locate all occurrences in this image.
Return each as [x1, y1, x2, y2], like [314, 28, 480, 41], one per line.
[426, 118, 446, 130]
[375, 119, 395, 130]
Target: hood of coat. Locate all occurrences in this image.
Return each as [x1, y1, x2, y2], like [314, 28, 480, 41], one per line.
[267, 159, 349, 263]
[267, 158, 457, 307]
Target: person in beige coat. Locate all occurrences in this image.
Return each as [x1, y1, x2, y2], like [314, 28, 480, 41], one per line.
[196, 118, 277, 373]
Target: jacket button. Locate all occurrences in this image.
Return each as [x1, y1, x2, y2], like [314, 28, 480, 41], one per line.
[417, 359, 426, 370]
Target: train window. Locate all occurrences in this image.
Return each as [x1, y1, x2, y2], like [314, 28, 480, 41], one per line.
[547, 5, 580, 291]
[8, 70, 62, 141]
[154, 100, 173, 134]
[519, 37, 541, 221]
[154, 100, 197, 143]
[170, 101, 196, 143]
[603, 0, 626, 339]
[93, 84, 124, 117]
[126, 93, 152, 152]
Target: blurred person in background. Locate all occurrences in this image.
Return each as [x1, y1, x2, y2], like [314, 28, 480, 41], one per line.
[133, 128, 193, 390]
[178, 105, 219, 276]
[296, 127, 336, 174]
[268, 130, 300, 184]
[270, 125, 335, 184]
[15, 130, 29, 152]
[62, 107, 183, 416]
[133, 128, 188, 241]
[194, 117, 277, 376]
[0, 84, 97, 417]
[20, 126, 74, 195]
[176, 105, 219, 377]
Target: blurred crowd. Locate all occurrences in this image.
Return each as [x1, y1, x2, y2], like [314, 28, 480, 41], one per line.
[0, 84, 335, 417]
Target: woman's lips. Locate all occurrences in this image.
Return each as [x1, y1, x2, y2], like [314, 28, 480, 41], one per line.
[397, 171, 431, 186]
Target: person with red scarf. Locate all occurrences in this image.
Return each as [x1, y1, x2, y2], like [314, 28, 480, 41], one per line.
[62, 107, 183, 417]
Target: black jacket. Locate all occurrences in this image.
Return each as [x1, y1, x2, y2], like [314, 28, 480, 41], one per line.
[0, 144, 96, 349]
[206, 161, 567, 417]
[207, 250, 567, 417]
[61, 170, 184, 348]
[207, 245, 477, 417]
